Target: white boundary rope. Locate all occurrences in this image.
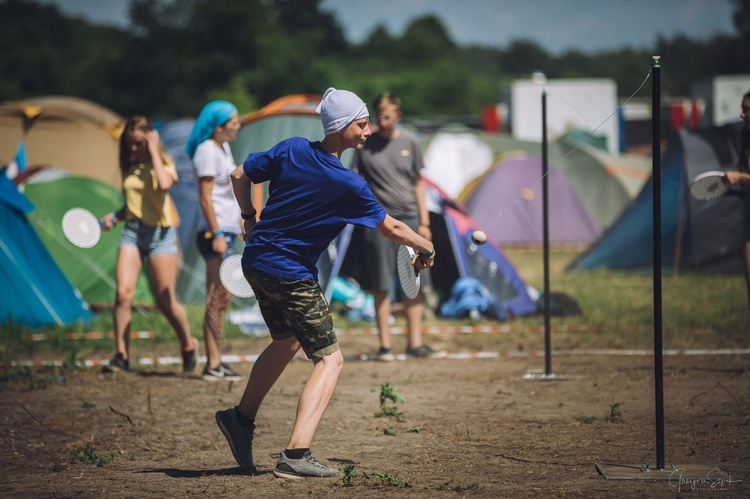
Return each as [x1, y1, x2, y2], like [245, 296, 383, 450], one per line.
[13, 347, 750, 368]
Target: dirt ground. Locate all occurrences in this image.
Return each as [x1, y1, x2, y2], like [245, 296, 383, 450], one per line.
[2, 332, 749, 498]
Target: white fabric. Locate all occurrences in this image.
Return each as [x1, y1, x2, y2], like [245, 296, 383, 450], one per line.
[193, 140, 242, 233]
[315, 87, 369, 135]
[422, 132, 494, 199]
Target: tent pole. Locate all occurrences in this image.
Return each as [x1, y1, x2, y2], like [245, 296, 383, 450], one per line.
[542, 90, 552, 376]
[651, 56, 666, 471]
[523, 85, 563, 381]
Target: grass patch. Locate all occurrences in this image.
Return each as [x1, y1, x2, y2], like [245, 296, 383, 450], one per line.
[374, 382, 405, 420]
[606, 401, 624, 423]
[0, 303, 261, 366]
[365, 470, 411, 488]
[71, 442, 122, 466]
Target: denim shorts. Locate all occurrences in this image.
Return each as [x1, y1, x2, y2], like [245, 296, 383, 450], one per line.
[242, 264, 338, 360]
[196, 231, 238, 260]
[119, 219, 178, 257]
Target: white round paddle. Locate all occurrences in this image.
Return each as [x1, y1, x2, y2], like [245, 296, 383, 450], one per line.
[62, 208, 102, 248]
[219, 254, 255, 298]
[397, 245, 421, 300]
[689, 171, 729, 201]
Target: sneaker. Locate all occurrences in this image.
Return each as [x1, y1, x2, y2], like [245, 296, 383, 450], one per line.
[203, 363, 243, 381]
[406, 344, 448, 359]
[374, 347, 396, 362]
[215, 407, 257, 474]
[273, 450, 340, 479]
[102, 353, 129, 373]
[182, 339, 198, 373]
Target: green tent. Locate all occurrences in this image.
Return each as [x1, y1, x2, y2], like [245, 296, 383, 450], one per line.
[22, 174, 154, 306]
[229, 94, 360, 214]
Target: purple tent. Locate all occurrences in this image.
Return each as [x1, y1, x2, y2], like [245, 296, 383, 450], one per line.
[464, 157, 601, 245]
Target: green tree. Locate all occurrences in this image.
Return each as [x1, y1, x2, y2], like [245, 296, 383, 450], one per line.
[500, 39, 553, 76]
[1, 0, 747, 119]
[399, 15, 458, 65]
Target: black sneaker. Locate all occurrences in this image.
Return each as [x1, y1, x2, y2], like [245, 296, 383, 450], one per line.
[203, 364, 242, 381]
[182, 339, 198, 373]
[215, 407, 257, 474]
[273, 450, 340, 479]
[102, 353, 129, 373]
[406, 344, 448, 359]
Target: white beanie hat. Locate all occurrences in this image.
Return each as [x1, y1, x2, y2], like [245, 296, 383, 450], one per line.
[316, 87, 369, 135]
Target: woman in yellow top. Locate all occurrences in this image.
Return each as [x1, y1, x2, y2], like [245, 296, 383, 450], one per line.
[101, 115, 197, 373]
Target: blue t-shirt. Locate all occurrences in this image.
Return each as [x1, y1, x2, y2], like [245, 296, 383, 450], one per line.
[242, 137, 387, 280]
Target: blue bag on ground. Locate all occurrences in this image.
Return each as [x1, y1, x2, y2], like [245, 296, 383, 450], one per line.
[439, 277, 506, 320]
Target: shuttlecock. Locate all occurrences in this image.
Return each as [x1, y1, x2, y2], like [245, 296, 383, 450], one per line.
[471, 230, 487, 245]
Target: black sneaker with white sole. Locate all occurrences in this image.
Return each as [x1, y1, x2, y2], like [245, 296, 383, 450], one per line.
[102, 353, 129, 373]
[203, 364, 242, 381]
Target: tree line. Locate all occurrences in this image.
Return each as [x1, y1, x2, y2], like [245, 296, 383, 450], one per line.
[1, 0, 748, 119]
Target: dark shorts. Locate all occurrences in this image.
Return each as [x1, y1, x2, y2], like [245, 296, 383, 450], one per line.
[196, 231, 238, 260]
[242, 264, 338, 360]
[363, 214, 431, 293]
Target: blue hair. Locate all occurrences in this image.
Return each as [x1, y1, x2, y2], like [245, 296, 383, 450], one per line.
[185, 100, 237, 159]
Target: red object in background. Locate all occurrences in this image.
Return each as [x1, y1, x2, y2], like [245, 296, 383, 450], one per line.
[689, 99, 702, 130]
[670, 102, 686, 130]
[670, 100, 703, 130]
[482, 104, 501, 133]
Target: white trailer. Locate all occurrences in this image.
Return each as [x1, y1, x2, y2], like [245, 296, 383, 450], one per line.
[692, 75, 750, 127]
[511, 78, 619, 155]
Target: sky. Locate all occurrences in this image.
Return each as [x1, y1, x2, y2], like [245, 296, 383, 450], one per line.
[39, 0, 737, 54]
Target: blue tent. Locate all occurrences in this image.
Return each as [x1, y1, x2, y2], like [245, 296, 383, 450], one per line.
[0, 170, 93, 327]
[567, 125, 744, 273]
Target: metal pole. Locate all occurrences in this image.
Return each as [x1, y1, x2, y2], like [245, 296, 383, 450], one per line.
[542, 90, 552, 376]
[651, 55, 665, 471]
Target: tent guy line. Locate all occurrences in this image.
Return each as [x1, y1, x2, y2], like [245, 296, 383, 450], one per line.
[482, 68, 653, 232]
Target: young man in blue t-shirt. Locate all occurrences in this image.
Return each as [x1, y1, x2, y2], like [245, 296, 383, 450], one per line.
[215, 88, 436, 479]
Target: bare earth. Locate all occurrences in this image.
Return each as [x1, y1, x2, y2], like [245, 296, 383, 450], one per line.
[2, 333, 749, 498]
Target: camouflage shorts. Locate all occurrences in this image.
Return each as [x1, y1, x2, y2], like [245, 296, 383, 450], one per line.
[242, 264, 338, 360]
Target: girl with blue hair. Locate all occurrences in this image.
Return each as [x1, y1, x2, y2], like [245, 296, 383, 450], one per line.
[186, 101, 243, 381]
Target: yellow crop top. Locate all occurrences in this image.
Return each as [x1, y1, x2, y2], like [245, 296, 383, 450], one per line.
[122, 161, 179, 227]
